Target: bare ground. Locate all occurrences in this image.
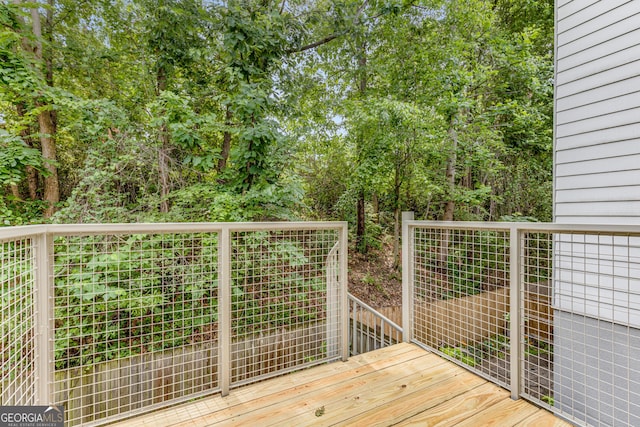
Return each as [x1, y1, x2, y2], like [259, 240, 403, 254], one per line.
[347, 239, 403, 308]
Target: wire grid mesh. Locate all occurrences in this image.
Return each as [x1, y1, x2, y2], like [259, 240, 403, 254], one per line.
[551, 231, 640, 427]
[0, 237, 37, 405]
[51, 232, 219, 426]
[519, 231, 554, 408]
[411, 226, 511, 388]
[229, 229, 341, 386]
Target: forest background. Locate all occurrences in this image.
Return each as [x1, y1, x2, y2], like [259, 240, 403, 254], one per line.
[0, 0, 553, 304]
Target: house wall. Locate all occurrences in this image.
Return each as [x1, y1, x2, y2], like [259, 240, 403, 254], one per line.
[555, 0, 640, 224]
[554, 1, 640, 425]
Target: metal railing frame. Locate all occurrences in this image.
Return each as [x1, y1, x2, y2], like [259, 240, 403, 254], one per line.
[403, 220, 640, 425]
[0, 221, 348, 421]
[347, 293, 403, 356]
[9, 219, 640, 423]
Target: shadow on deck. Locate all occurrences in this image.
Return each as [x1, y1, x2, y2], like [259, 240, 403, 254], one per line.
[110, 343, 569, 426]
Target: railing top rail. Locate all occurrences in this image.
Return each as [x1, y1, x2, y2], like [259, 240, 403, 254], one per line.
[0, 221, 347, 238]
[0, 225, 48, 241]
[348, 293, 403, 333]
[407, 221, 640, 235]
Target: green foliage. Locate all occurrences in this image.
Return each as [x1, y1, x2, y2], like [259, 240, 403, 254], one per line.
[2, 0, 552, 229]
[441, 230, 509, 298]
[440, 333, 510, 368]
[0, 130, 46, 186]
[230, 231, 330, 336]
[0, 228, 337, 369]
[0, 130, 50, 225]
[439, 346, 477, 367]
[52, 233, 219, 368]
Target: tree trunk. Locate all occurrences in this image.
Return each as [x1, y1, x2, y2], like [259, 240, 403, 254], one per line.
[356, 190, 366, 253]
[156, 66, 171, 213]
[158, 127, 172, 213]
[443, 116, 458, 221]
[16, 103, 38, 200]
[439, 114, 459, 273]
[32, 4, 59, 218]
[217, 107, 233, 173]
[372, 193, 379, 223]
[355, 40, 368, 254]
[392, 160, 402, 270]
[393, 207, 400, 270]
[38, 107, 59, 217]
[9, 184, 22, 200]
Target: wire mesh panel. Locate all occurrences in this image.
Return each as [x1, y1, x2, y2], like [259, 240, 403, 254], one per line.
[0, 236, 37, 405]
[411, 226, 512, 388]
[229, 228, 342, 387]
[51, 232, 220, 426]
[551, 231, 640, 427]
[519, 231, 554, 408]
[407, 222, 640, 426]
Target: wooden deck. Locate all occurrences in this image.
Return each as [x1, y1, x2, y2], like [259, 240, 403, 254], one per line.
[112, 343, 570, 426]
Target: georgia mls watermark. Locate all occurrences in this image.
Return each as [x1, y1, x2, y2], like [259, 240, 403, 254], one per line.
[0, 406, 64, 427]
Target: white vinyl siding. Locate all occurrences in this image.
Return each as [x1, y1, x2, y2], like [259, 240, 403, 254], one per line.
[555, 0, 640, 324]
[555, 0, 640, 226]
[553, 4, 640, 425]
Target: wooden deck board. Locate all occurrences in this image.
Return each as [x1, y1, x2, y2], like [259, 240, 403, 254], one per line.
[110, 343, 571, 427]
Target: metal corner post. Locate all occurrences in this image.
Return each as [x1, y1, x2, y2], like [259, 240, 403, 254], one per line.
[509, 225, 522, 400]
[340, 223, 349, 362]
[35, 231, 53, 405]
[219, 226, 231, 396]
[401, 211, 414, 343]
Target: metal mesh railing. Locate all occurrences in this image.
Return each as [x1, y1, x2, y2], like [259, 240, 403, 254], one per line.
[410, 225, 512, 389]
[229, 229, 343, 386]
[0, 222, 347, 426]
[348, 293, 402, 356]
[405, 221, 640, 427]
[0, 234, 38, 406]
[52, 231, 220, 425]
[551, 231, 640, 427]
[519, 231, 554, 408]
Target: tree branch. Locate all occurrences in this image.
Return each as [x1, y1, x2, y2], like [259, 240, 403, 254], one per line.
[286, 33, 341, 54]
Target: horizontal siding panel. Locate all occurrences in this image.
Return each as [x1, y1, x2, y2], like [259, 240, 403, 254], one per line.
[556, 106, 640, 138]
[556, 153, 640, 177]
[558, 1, 633, 45]
[555, 186, 640, 203]
[556, 90, 640, 124]
[556, 139, 640, 164]
[555, 215, 640, 225]
[556, 75, 640, 112]
[556, 123, 640, 151]
[558, 0, 600, 21]
[555, 169, 640, 191]
[555, 201, 640, 217]
[556, 59, 640, 99]
[557, 26, 640, 70]
[556, 43, 640, 86]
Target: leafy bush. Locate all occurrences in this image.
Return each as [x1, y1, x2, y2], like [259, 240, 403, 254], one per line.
[53, 233, 219, 369]
[49, 230, 335, 369]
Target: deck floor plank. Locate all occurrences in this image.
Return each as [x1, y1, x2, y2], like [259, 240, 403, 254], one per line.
[334, 372, 488, 426]
[110, 343, 571, 427]
[391, 382, 510, 427]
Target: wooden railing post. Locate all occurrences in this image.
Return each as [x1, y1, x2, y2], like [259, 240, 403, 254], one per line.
[402, 211, 414, 343]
